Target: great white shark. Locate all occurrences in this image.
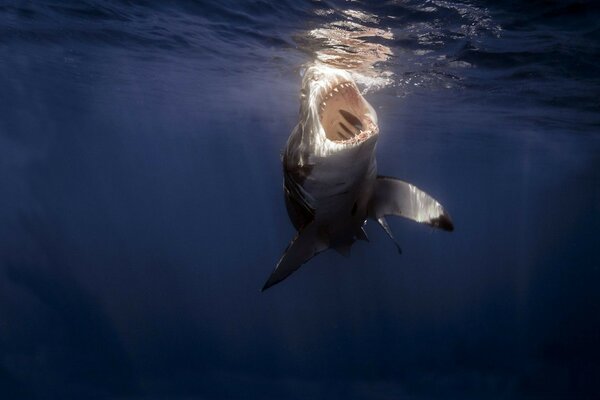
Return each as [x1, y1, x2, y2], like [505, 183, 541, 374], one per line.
[262, 64, 454, 291]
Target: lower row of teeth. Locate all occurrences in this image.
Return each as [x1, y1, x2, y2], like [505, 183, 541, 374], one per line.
[341, 131, 368, 143]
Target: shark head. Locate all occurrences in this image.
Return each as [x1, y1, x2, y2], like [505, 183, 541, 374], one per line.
[298, 64, 379, 158]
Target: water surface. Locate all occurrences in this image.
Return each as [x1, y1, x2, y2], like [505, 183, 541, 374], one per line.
[0, 1, 599, 398]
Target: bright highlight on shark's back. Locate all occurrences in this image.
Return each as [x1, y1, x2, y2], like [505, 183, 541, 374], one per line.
[262, 64, 454, 291]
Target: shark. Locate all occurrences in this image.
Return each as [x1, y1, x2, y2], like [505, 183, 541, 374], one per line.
[262, 64, 454, 291]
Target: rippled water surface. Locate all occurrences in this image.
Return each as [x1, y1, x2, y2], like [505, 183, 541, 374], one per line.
[1, 1, 599, 398]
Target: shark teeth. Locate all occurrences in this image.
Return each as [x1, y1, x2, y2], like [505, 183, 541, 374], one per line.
[313, 79, 378, 145]
[318, 81, 354, 115]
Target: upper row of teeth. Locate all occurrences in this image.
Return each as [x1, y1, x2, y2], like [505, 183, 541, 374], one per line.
[319, 82, 354, 113]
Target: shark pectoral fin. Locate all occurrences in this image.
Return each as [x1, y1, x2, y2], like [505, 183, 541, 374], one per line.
[261, 223, 327, 292]
[369, 176, 454, 231]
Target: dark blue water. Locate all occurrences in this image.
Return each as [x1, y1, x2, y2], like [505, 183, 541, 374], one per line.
[1, 1, 599, 398]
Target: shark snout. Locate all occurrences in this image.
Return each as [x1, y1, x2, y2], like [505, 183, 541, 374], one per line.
[306, 68, 378, 144]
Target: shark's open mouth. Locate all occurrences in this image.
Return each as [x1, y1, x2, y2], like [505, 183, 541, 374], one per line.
[318, 81, 378, 144]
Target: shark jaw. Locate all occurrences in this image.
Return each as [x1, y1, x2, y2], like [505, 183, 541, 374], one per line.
[301, 65, 379, 157]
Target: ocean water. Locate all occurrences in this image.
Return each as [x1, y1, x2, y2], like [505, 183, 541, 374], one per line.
[0, 0, 598, 398]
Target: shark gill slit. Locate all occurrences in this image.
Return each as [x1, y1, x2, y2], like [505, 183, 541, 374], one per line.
[339, 109, 363, 131]
[339, 121, 354, 138]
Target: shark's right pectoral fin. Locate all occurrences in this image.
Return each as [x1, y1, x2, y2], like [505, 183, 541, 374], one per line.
[369, 176, 454, 232]
[262, 223, 328, 292]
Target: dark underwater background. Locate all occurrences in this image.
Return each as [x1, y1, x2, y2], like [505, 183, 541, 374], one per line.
[0, 0, 599, 398]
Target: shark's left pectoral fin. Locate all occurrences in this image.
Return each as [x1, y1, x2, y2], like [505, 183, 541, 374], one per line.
[369, 176, 454, 231]
[262, 223, 328, 292]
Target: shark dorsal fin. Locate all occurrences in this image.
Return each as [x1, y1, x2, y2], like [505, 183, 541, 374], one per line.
[261, 222, 328, 291]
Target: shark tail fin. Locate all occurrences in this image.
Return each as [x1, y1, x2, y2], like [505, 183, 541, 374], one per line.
[262, 222, 328, 292]
[368, 176, 454, 248]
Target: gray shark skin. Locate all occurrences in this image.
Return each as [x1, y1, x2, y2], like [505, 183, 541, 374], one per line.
[262, 65, 453, 291]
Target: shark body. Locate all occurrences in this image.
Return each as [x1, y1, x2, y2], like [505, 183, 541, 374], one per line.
[262, 65, 453, 291]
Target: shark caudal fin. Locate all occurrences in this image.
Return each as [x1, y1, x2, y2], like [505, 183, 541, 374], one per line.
[368, 176, 454, 246]
[262, 222, 328, 291]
